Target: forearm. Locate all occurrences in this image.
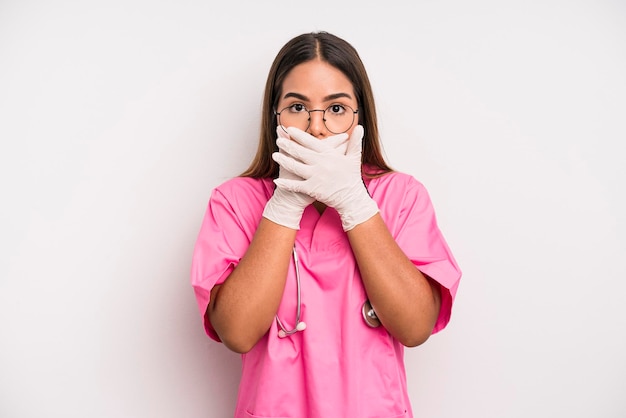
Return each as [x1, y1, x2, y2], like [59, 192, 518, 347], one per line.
[347, 213, 441, 347]
[208, 218, 297, 353]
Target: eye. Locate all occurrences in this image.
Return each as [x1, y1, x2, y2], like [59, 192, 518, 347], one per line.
[287, 103, 307, 113]
[327, 104, 347, 116]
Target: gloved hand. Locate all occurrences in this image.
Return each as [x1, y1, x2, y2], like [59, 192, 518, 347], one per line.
[262, 127, 349, 230]
[272, 125, 379, 231]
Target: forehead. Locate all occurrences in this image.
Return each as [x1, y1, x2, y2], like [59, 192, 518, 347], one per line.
[280, 60, 354, 100]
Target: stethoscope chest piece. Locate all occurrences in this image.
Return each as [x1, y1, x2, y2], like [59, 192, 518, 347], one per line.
[362, 299, 381, 328]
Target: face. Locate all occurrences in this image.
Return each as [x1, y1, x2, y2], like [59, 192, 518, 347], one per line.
[276, 59, 359, 138]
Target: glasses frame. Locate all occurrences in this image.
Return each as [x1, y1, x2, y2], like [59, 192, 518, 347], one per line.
[274, 104, 359, 134]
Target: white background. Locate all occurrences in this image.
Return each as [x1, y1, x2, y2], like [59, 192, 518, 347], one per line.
[1, 1, 625, 417]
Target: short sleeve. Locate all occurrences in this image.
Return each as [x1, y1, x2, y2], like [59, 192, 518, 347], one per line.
[190, 184, 262, 341]
[376, 174, 462, 334]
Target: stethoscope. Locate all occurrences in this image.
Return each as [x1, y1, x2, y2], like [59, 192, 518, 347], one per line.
[276, 245, 380, 338]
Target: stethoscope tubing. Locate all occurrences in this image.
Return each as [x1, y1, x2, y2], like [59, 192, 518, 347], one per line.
[275, 244, 380, 338]
[276, 245, 304, 337]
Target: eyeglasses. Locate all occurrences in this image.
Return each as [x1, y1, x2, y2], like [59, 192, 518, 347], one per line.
[275, 103, 359, 134]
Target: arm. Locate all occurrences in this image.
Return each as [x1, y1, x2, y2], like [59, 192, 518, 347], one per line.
[208, 218, 296, 353]
[206, 129, 350, 353]
[347, 213, 441, 347]
[272, 126, 444, 346]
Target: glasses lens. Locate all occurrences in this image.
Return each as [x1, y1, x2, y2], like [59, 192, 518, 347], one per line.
[324, 104, 356, 134]
[277, 104, 310, 132]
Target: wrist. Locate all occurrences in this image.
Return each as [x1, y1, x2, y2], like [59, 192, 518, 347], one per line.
[339, 194, 379, 231]
[262, 189, 308, 230]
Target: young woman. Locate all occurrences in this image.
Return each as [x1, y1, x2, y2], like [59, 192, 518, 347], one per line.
[191, 31, 461, 418]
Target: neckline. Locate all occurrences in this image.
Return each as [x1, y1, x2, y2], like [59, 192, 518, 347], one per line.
[312, 201, 326, 214]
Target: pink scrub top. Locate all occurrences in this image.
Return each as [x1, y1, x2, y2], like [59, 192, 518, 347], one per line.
[191, 170, 461, 418]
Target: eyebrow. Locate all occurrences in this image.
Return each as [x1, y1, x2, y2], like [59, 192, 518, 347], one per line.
[282, 92, 354, 102]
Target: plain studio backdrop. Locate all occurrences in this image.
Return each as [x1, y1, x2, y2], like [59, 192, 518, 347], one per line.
[1, 1, 624, 417]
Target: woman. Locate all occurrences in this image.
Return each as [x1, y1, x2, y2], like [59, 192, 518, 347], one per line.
[191, 31, 461, 418]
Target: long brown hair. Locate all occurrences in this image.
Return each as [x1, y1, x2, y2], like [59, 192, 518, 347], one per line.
[241, 31, 392, 178]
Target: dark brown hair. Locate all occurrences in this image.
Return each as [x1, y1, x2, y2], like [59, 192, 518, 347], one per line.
[241, 31, 392, 178]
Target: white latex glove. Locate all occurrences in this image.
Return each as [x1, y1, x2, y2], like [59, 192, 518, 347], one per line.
[262, 127, 349, 230]
[273, 125, 379, 231]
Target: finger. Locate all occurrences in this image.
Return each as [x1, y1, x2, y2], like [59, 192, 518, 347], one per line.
[277, 144, 297, 160]
[276, 125, 290, 139]
[323, 133, 350, 152]
[276, 137, 317, 163]
[346, 125, 364, 156]
[274, 177, 305, 194]
[286, 127, 348, 153]
[285, 127, 317, 147]
[272, 151, 314, 179]
[277, 147, 304, 181]
[285, 127, 318, 149]
[334, 140, 349, 156]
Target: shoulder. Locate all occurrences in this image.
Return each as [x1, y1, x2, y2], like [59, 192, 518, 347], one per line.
[212, 176, 274, 202]
[208, 177, 274, 221]
[365, 170, 427, 196]
[206, 177, 274, 231]
[365, 170, 436, 220]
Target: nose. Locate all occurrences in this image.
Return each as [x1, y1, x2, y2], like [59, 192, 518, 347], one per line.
[306, 109, 328, 138]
